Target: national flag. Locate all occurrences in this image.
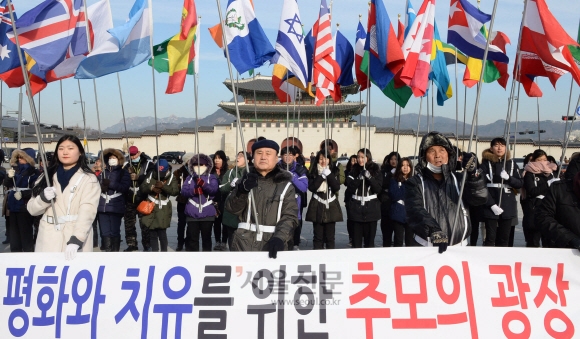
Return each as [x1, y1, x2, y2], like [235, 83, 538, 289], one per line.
[272, 64, 309, 103]
[149, 36, 194, 75]
[0, 0, 28, 88]
[447, 0, 509, 63]
[440, 41, 467, 65]
[335, 29, 354, 87]
[208, 23, 224, 49]
[354, 21, 369, 91]
[568, 19, 580, 65]
[463, 29, 510, 89]
[272, 0, 308, 88]
[382, 80, 413, 108]
[397, 16, 404, 46]
[430, 22, 452, 106]
[404, 0, 416, 38]
[516, 0, 580, 97]
[361, 0, 405, 90]
[312, 0, 339, 105]
[400, 0, 435, 97]
[221, 0, 275, 75]
[8, 0, 86, 72]
[75, 0, 151, 79]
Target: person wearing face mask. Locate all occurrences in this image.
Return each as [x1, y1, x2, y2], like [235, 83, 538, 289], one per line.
[139, 159, 179, 252]
[345, 148, 383, 248]
[28, 135, 100, 259]
[305, 149, 343, 249]
[405, 132, 487, 253]
[97, 148, 131, 251]
[122, 145, 153, 252]
[480, 137, 523, 247]
[3, 148, 40, 252]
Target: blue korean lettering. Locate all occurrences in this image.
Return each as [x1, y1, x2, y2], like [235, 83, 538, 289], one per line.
[153, 267, 193, 339]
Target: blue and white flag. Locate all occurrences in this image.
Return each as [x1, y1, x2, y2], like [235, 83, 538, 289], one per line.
[404, 0, 416, 38]
[335, 29, 354, 86]
[75, 0, 151, 79]
[223, 0, 275, 75]
[0, 0, 25, 76]
[271, 0, 308, 88]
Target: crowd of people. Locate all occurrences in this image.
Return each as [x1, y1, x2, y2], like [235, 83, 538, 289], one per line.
[1, 131, 579, 259]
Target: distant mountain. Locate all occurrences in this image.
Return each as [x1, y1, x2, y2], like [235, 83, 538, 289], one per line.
[104, 115, 194, 133]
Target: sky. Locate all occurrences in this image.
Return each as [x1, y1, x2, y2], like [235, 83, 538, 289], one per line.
[2, 0, 580, 135]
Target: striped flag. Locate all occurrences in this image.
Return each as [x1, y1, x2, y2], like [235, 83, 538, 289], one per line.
[313, 0, 339, 105]
[354, 21, 369, 91]
[165, 0, 197, 94]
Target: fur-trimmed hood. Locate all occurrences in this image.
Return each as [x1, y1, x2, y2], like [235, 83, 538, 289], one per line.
[482, 148, 511, 163]
[416, 131, 456, 173]
[102, 148, 124, 162]
[187, 153, 213, 176]
[10, 149, 36, 167]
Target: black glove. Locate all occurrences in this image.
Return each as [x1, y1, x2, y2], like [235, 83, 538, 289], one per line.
[431, 231, 449, 254]
[569, 237, 580, 250]
[462, 152, 478, 174]
[238, 173, 259, 193]
[268, 237, 285, 259]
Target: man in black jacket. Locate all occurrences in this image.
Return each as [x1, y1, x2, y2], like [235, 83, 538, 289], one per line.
[405, 132, 488, 253]
[536, 156, 580, 249]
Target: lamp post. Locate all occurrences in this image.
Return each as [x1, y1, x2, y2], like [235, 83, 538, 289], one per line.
[73, 100, 88, 152]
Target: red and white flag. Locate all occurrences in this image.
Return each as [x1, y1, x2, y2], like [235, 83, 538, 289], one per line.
[313, 0, 339, 106]
[354, 21, 369, 91]
[399, 0, 436, 97]
[516, 0, 580, 97]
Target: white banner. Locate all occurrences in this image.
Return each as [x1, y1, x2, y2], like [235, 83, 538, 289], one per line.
[1, 247, 579, 338]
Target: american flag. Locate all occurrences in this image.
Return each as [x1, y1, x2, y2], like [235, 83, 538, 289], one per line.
[313, 0, 339, 106]
[7, 0, 85, 72]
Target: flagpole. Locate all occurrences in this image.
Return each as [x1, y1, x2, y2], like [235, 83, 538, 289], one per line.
[414, 97, 423, 158]
[297, 89, 301, 142]
[396, 105, 402, 153]
[6, 0, 59, 227]
[462, 85, 467, 150]
[455, 47, 459, 159]
[76, 80, 88, 153]
[558, 79, 577, 171]
[451, 0, 501, 242]
[59, 80, 65, 130]
[117, 73, 130, 150]
[38, 92, 40, 122]
[513, 81, 522, 158]
[536, 79, 541, 147]
[392, 102, 397, 150]
[426, 86, 430, 133]
[216, 0, 261, 236]
[431, 80, 435, 130]
[285, 80, 290, 171]
[0, 81, 4, 152]
[253, 73, 258, 139]
[558, 94, 580, 178]
[146, 0, 160, 179]
[17, 87, 21, 149]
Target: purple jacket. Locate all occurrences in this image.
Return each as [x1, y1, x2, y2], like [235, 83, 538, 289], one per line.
[277, 161, 308, 219]
[181, 173, 219, 219]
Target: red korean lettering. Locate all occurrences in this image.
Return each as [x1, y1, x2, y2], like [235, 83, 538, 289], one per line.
[392, 266, 436, 329]
[501, 311, 531, 339]
[544, 309, 574, 339]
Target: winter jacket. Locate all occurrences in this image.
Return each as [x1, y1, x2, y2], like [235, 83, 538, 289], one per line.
[305, 165, 343, 224]
[405, 132, 488, 246]
[27, 168, 100, 252]
[345, 162, 383, 222]
[122, 152, 153, 204]
[380, 168, 396, 217]
[522, 171, 555, 231]
[174, 165, 191, 204]
[535, 158, 580, 249]
[480, 149, 523, 220]
[181, 154, 219, 220]
[220, 166, 246, 228]
[388, 178, 408, 224]
[97, 149, 131, 214]
[4, 149, 40, 213]
[139, 171, 180, 230]
[277, 160, 308, 218]
[225, 166, 298, 252]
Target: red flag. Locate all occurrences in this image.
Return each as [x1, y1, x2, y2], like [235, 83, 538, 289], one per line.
[516, 0, 580, 97]
[313, 0, 339, 106]
[397, 17, 405, 46]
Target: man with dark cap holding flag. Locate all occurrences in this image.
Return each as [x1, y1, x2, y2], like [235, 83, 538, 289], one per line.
[225, 139, 298, 258]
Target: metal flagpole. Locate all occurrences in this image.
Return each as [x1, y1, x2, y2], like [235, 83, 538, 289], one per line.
[293, 88, 297, 146]
[426, 86, 430, 133]
[0, 81, 3, 152]
[76, 80, 88, 152]
[253, 72, 258, 139]
[558, 94, 580, 178]
[297, 89, 301, 141]
[392, 102, 397, 150]
[450, 0, 500, 241]
[359, 89, 362, 150]
[147, 0, 160, 179]
[462, 85, 467, 149]
[117, 74, 130, 151]
[455, 47, 459, 159]
[216, 0, 261, 234]
[286, 81, 290, 171]
[17, 87, 22, 149]
[59, 80, 65, 130]
[513, 82, 522, 158]
[396, 105, 402, 153]
[536, 80, 541, 147]
[6, 0, 59, 226]
[414, 97, 424, 158]
[38, 92, 40, 122]
[323, 99, 329, 208]
[431, 80, 435, 130]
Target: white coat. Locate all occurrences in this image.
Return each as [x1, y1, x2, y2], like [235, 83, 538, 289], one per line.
[27, 168, 100, 252]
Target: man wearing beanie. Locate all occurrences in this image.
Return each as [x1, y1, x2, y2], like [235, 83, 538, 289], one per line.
[225, 139, 298, 258]
[405, 132, 487, 253]
[122, 145, 153, 251]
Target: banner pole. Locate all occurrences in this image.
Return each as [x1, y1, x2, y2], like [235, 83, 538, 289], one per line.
[116, 73, 130, 151]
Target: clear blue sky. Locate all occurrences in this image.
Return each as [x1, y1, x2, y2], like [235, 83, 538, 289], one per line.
[3, 0, 579, 133]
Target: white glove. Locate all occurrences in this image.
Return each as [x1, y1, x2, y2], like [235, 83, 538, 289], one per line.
[230, 177, 239, 188]
[65, 244, 80, 260]
[7, 169, 15, 178]
[363, 170, 372, 179]
[500, 170, 509, 180]
[14, 191, 21, 200]
[43, 187, 57, 201]
[547, 178, 560, 187]
[491, 204, 504, 216]
[321, 168, 331, 178]
[391, 168, 396, 174]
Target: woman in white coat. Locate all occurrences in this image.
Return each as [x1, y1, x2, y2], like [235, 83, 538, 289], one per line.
[27, 135, 100, 259]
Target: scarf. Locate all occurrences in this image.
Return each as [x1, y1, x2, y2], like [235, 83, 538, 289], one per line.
[57, 163, 81, 192]
[524, 161, 556, 176]
[317, 164, 328, 193]
[574, 172, 580, 200]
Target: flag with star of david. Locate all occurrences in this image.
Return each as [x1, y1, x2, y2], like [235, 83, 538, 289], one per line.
[0, 0, 27, 82]
[271, 0, 308, 88]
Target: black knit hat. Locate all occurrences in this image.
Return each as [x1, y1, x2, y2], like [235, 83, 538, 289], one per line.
[251, 139, 280, 154]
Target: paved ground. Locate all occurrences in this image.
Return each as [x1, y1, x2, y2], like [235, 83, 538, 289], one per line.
[0, 185, 526, 253]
